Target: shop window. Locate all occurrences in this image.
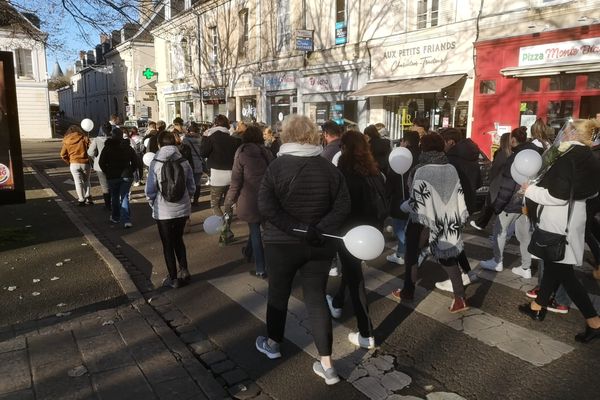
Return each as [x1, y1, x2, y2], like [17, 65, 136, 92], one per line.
[547, 100, 574, 133]
[587, 72, 600, 89]
[520, 101, 537, 116]
[549, 74, 576, 91]
[521, 78, 540, 93]
[454, 102, 468, 128]
[479, 80, 496, 95]
[417, 0, 439, 29]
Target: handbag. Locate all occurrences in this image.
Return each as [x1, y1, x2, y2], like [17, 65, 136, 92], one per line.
[527, 164, 574, 262]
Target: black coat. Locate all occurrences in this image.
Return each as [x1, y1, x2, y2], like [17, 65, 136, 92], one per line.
[340, 169, 385, 229]
[386, 146, 420, 219]
[369, 137, 391, 173]
[446, 138, 481, 214]
[258, 155, 350, 243]
[99, 138, 139, 180]
[199, 130, 241, 170]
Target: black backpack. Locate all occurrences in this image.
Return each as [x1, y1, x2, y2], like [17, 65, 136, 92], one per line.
[155, 157, 187, 202]
[366, 174, 389, 229]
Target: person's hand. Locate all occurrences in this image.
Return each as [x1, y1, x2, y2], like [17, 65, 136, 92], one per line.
[521, 182, 530, 191]
[305, 225, 326, 247]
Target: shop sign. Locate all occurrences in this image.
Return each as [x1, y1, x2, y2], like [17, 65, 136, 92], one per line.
[300, 72, 356, 93]
[202, 87, 226, 105]
[371, 33, 472, 79]
[335, 22, 347, 45]
[142, 91, 156, 102]
[296, 29, 314, 52]
[264, 72, 296, 91]
[519, 37, 600, 67]
[163, 83, 193, 95]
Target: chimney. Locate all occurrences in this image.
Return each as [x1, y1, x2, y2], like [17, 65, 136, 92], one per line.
[86, 50, 95, 65]
[139, 0, 154, 26]
[111, 30, 121, 47]
[95, 44, 104, 64]
[79, 51, 87, 67]
[100, 33, 110, 44]
[74, 60, 82, 73]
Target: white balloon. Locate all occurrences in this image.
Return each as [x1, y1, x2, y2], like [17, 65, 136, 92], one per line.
[81, 118, 94, 132]
[143, 152, 155, 167]
[203, 215, 224, 235]
[143, 138, 150, 149]
[514, 149, 542, 177]
[388, 147, 413, 175]
[331, 151, 342, 166]
[343, 225, 385, 261]
[510, 163, 529, 185]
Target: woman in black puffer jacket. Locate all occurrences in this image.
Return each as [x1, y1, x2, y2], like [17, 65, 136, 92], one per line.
[256, 115, 350, 385]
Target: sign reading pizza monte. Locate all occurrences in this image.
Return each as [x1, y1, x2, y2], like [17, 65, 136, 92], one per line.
[519, 37, 600, 67]
[371, 34, 472, 80]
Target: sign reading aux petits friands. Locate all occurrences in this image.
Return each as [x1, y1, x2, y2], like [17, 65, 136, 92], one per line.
[519, 37, 600, 66]
[371, 33, 472, 79]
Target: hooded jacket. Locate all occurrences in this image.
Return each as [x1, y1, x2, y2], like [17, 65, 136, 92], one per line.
[145, 145, 196, 220]
[224, 143, 274, 223]
[199, 128, 241, 170]
[60, 132, 89, 164]
[98, 137, 139, 180]
[446, 138, 481, 214]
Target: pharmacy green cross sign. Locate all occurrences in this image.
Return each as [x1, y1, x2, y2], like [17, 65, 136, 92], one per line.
[143, 67, 156, 80]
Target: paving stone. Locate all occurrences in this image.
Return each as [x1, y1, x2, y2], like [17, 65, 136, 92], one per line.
[154, 305, 172, 314]
[211, 360, 236, 375]
[381, 371, 412, 392]
[169, 318, 190, 328]
[388, 396, 423, 400]
[0, 388, 35, 400]
[92, 365, 154, 400]
[249, 394, 271, 400]
[227, 381, 261, 400]
[369, 356, 395, 372]
[153, 377, 207, 400]
[221, 369, 249, 387]
[162, 310, 185, 322]
[0, 337, 26, 354]
[78, 331, 136, 373]
[199, 350, 228, 366]
[426, 393, 467, 400]
[175, 324, 196, 334]
[180, 330, 208, 344]
[347, 367, 368, 383]
[189, 340, 214, 355]
[73, 322, 116, 340]
[185, 363, 230, 400]
[0, 350, 31, 394]
[353, 376, 389, 400]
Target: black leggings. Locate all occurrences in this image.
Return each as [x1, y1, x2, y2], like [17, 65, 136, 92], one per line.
[265, 243, 335, 356]
[403, 222, 425, 291]
[332, 244, 373, 338]
[536, 261, 597, 319]
[156, 217, 188, 280]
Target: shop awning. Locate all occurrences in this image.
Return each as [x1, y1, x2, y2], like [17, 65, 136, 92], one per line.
[350, 74, 466, 98]
[501, 61, 600, 78]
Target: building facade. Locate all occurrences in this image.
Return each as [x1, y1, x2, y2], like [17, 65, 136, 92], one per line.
[0, 9, 52, 138]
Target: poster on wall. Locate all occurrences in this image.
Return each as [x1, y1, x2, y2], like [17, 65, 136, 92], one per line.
[0, 51, 25, 204]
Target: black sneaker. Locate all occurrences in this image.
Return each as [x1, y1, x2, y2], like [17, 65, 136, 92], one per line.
[249, 270, 267, 279]
[85, 197, 94, 205]
[77, 201, 86, 207]
[162, 277, 181, 289]
[179, 268, 191, 283]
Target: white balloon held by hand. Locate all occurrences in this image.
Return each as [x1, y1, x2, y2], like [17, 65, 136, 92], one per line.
[203, 215, 224, 235]
[81, 118, 94, 133]
[388, 147, 413, 175]
[143, 152, 155, 167]
[510, 163, 529, 185]
[514, 149, 542, 177]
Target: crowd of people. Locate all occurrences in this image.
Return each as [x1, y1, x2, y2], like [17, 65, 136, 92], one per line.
[59, 112, 600, 385]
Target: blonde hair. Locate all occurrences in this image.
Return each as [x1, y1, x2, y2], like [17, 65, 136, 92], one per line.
[569, 119, 600, 147]
[280, 115, 320, 145]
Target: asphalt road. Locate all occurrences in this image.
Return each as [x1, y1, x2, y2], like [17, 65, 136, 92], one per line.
[20, 139, 600, 400]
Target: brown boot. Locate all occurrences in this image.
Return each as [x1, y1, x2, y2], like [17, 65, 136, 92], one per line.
[449, 297, 469, 313]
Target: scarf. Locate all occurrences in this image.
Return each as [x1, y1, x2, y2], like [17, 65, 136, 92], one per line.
[407, 163, 468, 260]
[277, 143, 323, 157]
[203, 126, 230, 137]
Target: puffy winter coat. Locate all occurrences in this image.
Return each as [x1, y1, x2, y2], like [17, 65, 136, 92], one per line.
[98, 138, 139, 180]
[199, 129, 241, 170]
[224, 143, 274, 223]
[60, 132, 89, 164]
[258, 154, 351, 243]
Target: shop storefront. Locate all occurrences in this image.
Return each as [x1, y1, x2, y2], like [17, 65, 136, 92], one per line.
[264, 72, 298, 130]
[300, 71, 359, 126]
[163, 82, 199, 123]
[201, 87, 228, 122]
[473, 25, 600, 157]
[234, 74, 261, 123]
[353, 31, 476, 140]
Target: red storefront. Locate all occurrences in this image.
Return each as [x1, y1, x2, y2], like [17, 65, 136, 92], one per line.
[472, 25, 600, 157]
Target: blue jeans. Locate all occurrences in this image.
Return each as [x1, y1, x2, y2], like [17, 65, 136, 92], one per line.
[108, 177, 132, 223]
[247, 222, 266, 274]
[391, 218, 407, 257]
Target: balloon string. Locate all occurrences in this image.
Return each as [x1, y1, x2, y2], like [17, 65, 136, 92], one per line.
[292, 229, 343, 240]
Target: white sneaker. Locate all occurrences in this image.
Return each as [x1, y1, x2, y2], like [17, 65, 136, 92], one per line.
[329, 266, 339, 277]
[348, 332, 375, 349]
[386, 254, 404, 265]
[124, 222, 133, 229]
[479, 259, 503, 272]
[512, 266, 532, 279]
[469, 220, 484, 231]
[435, 279, 453, 292]
[326, 295, 342, 319]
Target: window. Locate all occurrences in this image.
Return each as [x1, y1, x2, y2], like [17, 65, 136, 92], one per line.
[181, 38, 191, 75]
[335, 0, 346, 23]
[238, 9, 249, 57]
[587, 73, 600, 89]
[276, 0, 291, 52]
[479, 80, 496, 94]
[521, 78, 540, 92]
[549, 74, 576, 91]
[209, 26, 218, 65]
[417, 0, 439, 29]
[15, 48, 33, 79]
[520, 101, 537, 116]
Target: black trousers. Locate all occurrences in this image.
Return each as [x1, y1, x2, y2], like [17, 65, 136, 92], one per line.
[156, 217, 188, 280]
[536, 261, 597, 319]
[332, 244, 373, 338]
[403, 222, 425, 291]
[265, 242, 335, 356]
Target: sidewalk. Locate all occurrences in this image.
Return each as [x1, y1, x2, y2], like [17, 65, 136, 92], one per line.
[0, 165, 229, 399]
